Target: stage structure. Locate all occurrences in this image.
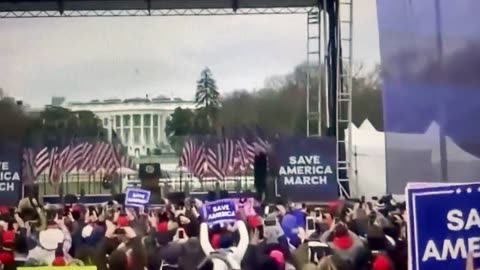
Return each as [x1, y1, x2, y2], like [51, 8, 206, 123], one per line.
[0, 0, 354, 198]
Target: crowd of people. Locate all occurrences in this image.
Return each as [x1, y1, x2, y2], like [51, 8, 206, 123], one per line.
[0, 194, 408, 270]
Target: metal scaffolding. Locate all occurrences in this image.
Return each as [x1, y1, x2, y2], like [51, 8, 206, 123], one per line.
[0, 7, 313, 18]
[337, 0, 354, 197]
[305, 0, 353, 197]
[306, 8, 322, 137]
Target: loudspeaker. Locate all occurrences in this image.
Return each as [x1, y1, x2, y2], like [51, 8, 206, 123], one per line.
[254, 152, 267, 189]
[148, 187, 163, 204]
[23, 185, 39, 200]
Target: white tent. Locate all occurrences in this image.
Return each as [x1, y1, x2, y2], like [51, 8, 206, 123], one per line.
[345, 119, 480, 198]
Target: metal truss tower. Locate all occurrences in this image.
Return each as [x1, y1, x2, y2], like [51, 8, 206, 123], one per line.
[306, 8, 323, 138]
[306, 0, 353, 197]
[337, 0, 354, 197]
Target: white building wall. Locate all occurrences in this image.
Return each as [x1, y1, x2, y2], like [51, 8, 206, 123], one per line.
[64, 100, 195, 156]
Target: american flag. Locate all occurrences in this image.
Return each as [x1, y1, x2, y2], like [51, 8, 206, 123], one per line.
[21, 139, 131, 185]
[104, 143, 121, 175]
[34, 146, 49, 177]
[57, 145, 71, 174]
[79, 142, 95, 173]
[47, 147, 60, 183]
[192, 143, 206, 178]
[207, 142, 225, 180]
[22, 148, 35, 184]
[64, 142, 86, 173]
[254, 127, 270, 152]
[240, 138, 255, 165]
[222, 138, 236, 176]
[179, 135, 269, 179]
[92, 142, 110, 172]
[180, 140, 194, 170]
[180, 139, 206, 178]
[234, 140, 248, 173]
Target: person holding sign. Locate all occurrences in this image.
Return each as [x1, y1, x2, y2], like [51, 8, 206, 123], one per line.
[199, 205, 249, 270]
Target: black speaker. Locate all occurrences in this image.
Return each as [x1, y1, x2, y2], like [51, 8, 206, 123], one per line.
[148, 188, 163, 204]
[254, 152, 267, 189]
[23, 185, 39, 200]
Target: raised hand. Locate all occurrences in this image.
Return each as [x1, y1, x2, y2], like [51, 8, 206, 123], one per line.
[466, 252, 474, 270]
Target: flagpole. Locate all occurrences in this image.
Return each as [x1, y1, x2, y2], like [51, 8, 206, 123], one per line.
[179, 164, 183, 193]
[88, 172, 91, 194]
[43, 173, 46, 196]
[66, 173, 69, 194]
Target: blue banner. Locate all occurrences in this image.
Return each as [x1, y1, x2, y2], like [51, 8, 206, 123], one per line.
[125, 188, 151, 207]
[272, 137, 338, 201]
[407, 182, 480, 270]
[0, 142, 22, 206]
[377, 0, 480, 193]
[203, 199, 236, 225]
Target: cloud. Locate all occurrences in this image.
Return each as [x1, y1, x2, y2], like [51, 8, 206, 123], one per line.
[0, 0, 379, 107]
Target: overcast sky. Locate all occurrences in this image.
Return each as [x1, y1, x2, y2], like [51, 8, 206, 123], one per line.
[0, 0, 379, 107]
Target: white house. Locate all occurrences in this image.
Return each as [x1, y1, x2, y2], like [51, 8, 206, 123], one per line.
[60, 96, 196, 156]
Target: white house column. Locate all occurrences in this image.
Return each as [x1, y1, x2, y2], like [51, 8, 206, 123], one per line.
[108, 116, 113, 142]
[140, 114, 145, 144]
[150, 113, 154, 146]
[120, 114, 124, 141]
[129, 114, 134, 145]
[160, 113, 163, 144]
[160, 113, 165, 145]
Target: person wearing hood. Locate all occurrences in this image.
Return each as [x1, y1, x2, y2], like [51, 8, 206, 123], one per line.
[199, 220, 249, 270]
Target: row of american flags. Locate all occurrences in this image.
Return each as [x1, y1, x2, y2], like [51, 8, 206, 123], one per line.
[180, 136, 269, 180]
[21, 141, 135, 184]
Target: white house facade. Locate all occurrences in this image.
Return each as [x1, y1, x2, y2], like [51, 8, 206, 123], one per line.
[62, 97, 196, 157]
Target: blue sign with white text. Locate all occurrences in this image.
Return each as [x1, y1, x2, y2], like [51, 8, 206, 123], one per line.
[272, 136, 338, 201]
[125, 188, 151, 207]
[203, 199, 236, 225]
[407, 182, 480, 270]
[0, 142, 22, 206]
